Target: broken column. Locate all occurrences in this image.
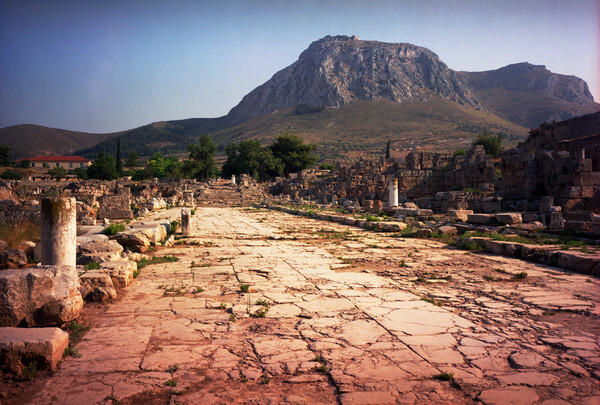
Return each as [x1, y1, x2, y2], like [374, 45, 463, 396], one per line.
[388, 178, 398, 207]
[183, 190, 195, 207]
[231, 175, 236, 185]
[41, 197, 76, 267]
[181, 208, 192, 236]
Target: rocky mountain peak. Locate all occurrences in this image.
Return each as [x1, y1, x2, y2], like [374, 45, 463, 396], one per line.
[226, 36, 480, 125]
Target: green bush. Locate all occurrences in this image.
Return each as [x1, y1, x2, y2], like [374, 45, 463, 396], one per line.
[101, 223, 126, 235]
[0, 170, 22, 180]
[473, 130, 503, 157]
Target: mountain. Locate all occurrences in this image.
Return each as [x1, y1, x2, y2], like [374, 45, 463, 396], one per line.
[1, 36, 597, 160]
[460, 63, 600, 128]
[227, 35, 481, 125]
[0, 124, 118, 160]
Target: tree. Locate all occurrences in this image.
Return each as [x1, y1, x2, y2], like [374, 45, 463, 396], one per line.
[48, 166, 68, 180]
[115, 138, 123, 174]
[221, 140, 283, 181]
[0, 145, 11, 166]
[124, 151, 139, 168]
[146, 153, 183, 178]
[385, 139, 391, 159]
[0, 170, 21, 180]
[473, 130, 503, 157]
[186, 134, 217, 181]
[87, 153, 119, 180]
[269, 132, 317, 175]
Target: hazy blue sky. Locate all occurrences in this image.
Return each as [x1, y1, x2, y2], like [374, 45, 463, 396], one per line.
[1, 0, 598, 133]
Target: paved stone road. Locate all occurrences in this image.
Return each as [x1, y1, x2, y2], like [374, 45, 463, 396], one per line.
[23, 207, 600, 404]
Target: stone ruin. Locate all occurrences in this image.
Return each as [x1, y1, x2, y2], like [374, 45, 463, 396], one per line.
[272, 111, 600, 234]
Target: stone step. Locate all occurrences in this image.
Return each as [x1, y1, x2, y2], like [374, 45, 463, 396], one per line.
[0, 327, 69, 375]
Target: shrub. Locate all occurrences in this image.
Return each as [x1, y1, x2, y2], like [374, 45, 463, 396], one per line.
[101, 223, 126, 235]
[0, 170, 22, 180]
[473, 130, 503, 157]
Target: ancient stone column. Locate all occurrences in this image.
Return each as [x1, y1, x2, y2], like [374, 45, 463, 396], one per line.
[181, 208, 192, 236]
[41, 197, 76, 267]
[231, 175, 236, 185]
[388, 178, 398, 207]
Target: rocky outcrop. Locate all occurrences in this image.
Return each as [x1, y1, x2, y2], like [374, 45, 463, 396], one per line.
[461, 63, 600, 128]
[0, 249, 27, 269]
[0, 265, 83, 327]
[227, 35, 480, 125]
[76, 239, 124, 265]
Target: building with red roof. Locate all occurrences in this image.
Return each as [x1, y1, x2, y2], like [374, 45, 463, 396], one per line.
[25, 156, 91, 170]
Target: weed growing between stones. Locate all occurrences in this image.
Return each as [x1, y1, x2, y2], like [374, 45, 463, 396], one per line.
[315, 363, 329, 373]
[165, 379, 178, 387]
[229, 313, 237, 322]
[63, 320, 91, 344]
[22, 360, 37, 380]
[167, 364, 179, 374]
[240, 284, 250, 293]
[259, 375, 272, 384]
[63, 347, 82, 358]
[434, 372, 454, 381]
[513, 271, 528, 279]
[421, 297, 442, 306]
[135, 255, 179, 270]
[132, 269, 140, 278]
[191, 286, 204, 294]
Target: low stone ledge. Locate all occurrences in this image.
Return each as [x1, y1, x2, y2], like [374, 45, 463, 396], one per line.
[0, 327, 69, 375]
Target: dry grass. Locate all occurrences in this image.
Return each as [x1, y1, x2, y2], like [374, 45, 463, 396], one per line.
[0, 222, 41, 248]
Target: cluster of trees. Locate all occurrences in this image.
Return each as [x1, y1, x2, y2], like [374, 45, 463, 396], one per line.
[83, 132, 316, 182]
[0, 145, 32, 180]
[221, 133, 316, 181]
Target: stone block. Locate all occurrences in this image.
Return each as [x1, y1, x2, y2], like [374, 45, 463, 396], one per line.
[0, 327, 69, 375]
[438, 225, 458, 235]
[416, 209, 433, 217]
[0, 265, 83, 327]
[521, 213, 540, 223]
[0, 249, 27, 269]
[467, 214, 496, 224]
[448, 209, 473, 222]
[79, 272, 117, 302]
[98, 260, 137, 289]
[495, 213, 523, 225]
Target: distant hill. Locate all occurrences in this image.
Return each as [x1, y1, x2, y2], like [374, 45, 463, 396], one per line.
[0, 124, 118, 160]
[1, 37, 597, 161]
[460, 63, 600, 128]
[212, 96, 527, 162]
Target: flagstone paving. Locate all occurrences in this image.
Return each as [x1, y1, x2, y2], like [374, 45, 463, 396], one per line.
[12, 206, 600, 404]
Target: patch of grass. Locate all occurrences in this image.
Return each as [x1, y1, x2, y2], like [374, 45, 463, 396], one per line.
[434, 372, 454, 381]
[483, 275, 502, 282]
[135, 255, 179, 270]
[240, 284, 250, 293]
[192, 286, 204, 294]
[229, 313, 237, 322]
[22, 360, 37, 380]
[314, 354, 323, 362]
[63, 347, 82, 358]
[167, 364, 179, 374]
[101, 223, 126, 236]
[170, 220, 180, 235]
[218, 303, 227, 309]
[399, 259, 407, 267]
[259, 375, 272, 385]
[165, 379, 178, 387]
[513, 272, 528, 280]
[132, 269, 140, 278]
[84, 261, 100, 270]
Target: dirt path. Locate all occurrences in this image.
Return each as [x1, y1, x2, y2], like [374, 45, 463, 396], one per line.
[17, 206, 600, 404]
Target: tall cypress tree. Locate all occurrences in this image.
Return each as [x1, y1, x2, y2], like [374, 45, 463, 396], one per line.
[385, 138, 391, 159]
[116, 138, 123, 174]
